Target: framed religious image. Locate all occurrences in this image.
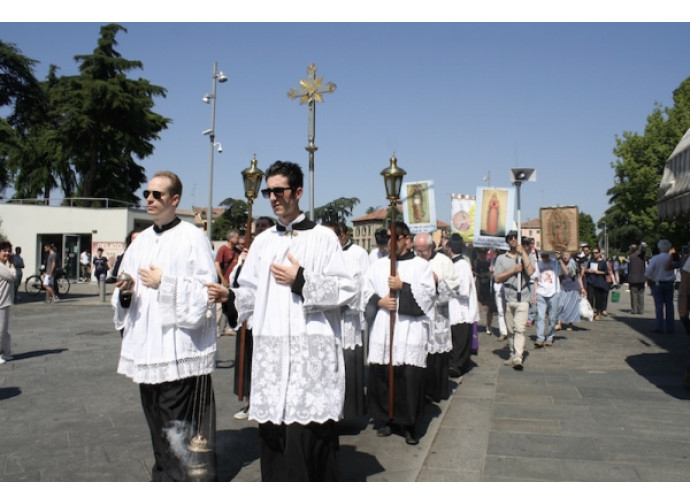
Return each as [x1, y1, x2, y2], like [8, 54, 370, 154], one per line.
[401, 180, 437, 234]
[539, 206, 579, 253]
[473, 186, 515, 250]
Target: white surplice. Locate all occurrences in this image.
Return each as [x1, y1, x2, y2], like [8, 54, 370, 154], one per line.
[341, 241, 370, 349]
[232, 216, 357, 425]
[113, 221, 217, 384]
[428, 252, 460, 354]
[449, 256, 479, 324]
[363, 253, 436, 368]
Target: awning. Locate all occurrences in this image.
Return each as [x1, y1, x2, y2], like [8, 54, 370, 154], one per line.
[658, 127, 690, 220]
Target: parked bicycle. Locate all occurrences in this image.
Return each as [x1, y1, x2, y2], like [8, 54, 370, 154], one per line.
[24, 267, 71, 297]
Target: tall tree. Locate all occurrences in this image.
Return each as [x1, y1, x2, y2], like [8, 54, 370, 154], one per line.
[0, 39, 43, 193]
[51, 24, 171, 205]
[314, 196, 361, 222]
[603, 76, 690, 250]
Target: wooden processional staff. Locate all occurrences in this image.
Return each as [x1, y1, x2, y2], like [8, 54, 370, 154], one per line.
[380, 154, 406, 421]
[237, 156, 264, 402]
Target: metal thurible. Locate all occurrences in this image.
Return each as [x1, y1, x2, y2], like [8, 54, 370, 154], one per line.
[117, 272, 133, 293]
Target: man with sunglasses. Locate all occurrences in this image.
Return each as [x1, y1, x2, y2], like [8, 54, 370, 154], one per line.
[492, 230, 535, 369]
[112, 171, 218, 481]
[209, 160, 356, 481]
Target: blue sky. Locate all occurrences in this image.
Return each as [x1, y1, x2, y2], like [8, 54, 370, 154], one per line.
[2, 16, 689, 229]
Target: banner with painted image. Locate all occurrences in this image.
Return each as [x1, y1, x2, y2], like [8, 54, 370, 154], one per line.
[401, 180, 437, 234]
[539, 206, 579, 253]
[473, 186, 516, 249]
[450, 193, 476, 243]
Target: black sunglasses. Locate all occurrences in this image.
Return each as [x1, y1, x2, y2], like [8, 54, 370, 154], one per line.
[261, 187, 291, 199]
[143, 190, 165, 200]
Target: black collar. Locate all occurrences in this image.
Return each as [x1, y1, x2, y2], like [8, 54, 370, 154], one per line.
[276, 218, 316, 232]
[393, 250, 416, 261]
[343, 240, 353, 251]
[153, 217, 181, 234]
[452, 255, 464, 263]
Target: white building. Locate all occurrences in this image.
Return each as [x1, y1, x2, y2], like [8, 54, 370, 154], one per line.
[0, 202, 199, 281]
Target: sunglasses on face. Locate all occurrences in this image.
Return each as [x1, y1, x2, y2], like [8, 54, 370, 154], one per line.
[261, 187, 291, 199]
[143, 190, 165, 200]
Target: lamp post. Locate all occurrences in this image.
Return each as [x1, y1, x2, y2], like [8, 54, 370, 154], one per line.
[236, 155, 264, 402]
[202, 61, 228, 242]
[287, 63, 337, 220]
[510, 167, 536, 302]
[380, 154, 406, 420]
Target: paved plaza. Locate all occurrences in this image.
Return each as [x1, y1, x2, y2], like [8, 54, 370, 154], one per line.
[2, 282, 690, 482]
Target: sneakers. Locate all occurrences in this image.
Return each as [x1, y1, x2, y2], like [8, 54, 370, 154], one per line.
[566, 324, 574, 331]
[594, 314, 601, 321]
[545, 340, 553, 347]
[498, 334, 508, 341]
[233, 406, 249, 420]
[504, 357, 515, 366]
[535, 340, 544, 348]
[0, 356, 5, 365]
[52, 296, 59, 304]
[1, 353, 13, 361]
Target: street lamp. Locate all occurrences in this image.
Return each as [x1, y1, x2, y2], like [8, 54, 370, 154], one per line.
[510, 167, 536, 303]
[203, 62, 228, 241]
[237, 154, 264, 402]
[380, 154, 406, 421]
[509, 167, 536, 240]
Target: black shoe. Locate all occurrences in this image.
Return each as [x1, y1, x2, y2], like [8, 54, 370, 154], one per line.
[377, 424, 392, 437]
[404, 427, 419, 445]
[448, 366, 462, 378]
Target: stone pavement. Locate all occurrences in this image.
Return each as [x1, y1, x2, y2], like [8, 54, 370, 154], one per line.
[2, 281, 690, 482]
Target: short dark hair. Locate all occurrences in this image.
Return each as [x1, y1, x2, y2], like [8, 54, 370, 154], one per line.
[266, 161, 303, 190]
[394, 221, 410, 238]
[0, 241, 12, 252]
[374, 228, 389, 246]
[449, 233, 464, 254]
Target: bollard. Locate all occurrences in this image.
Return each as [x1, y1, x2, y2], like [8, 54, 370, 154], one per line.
[100, 274, 106, 302]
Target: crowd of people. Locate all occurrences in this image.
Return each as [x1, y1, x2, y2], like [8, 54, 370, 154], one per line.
[7, 161, 687, 482]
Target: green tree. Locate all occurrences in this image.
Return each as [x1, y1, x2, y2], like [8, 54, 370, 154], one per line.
[578, 212, 597, 249]
[0, 39, 44, 194]
[604, 76, 690, 251]
[314, 197, 361, 222]
[9, 65, 76, 200]
[50, 24, 171, 205]
[213, 197, 249, 241]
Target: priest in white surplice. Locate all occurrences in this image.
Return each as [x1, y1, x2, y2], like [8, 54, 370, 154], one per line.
[363, 221, 436, 445]
[413, 232, 459, 402]
[208, 161, 356, 481]
[112, 171, 218, 481]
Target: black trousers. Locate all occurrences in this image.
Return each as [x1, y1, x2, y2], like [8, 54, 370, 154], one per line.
[259, 420, 340, 481]
[449, 322, 472, 372]
[368, 363, 425, 427]
[343, 345, 366, 418]
[139, 374, 217, 482]
[424, 352, 450, 402]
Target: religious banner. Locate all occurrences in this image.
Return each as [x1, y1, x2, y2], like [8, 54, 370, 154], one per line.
[473, 186, 516, 250]
[539, 206, 579, 253]
[401, 180, 437, 234]
[450, 193, 476, 243]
